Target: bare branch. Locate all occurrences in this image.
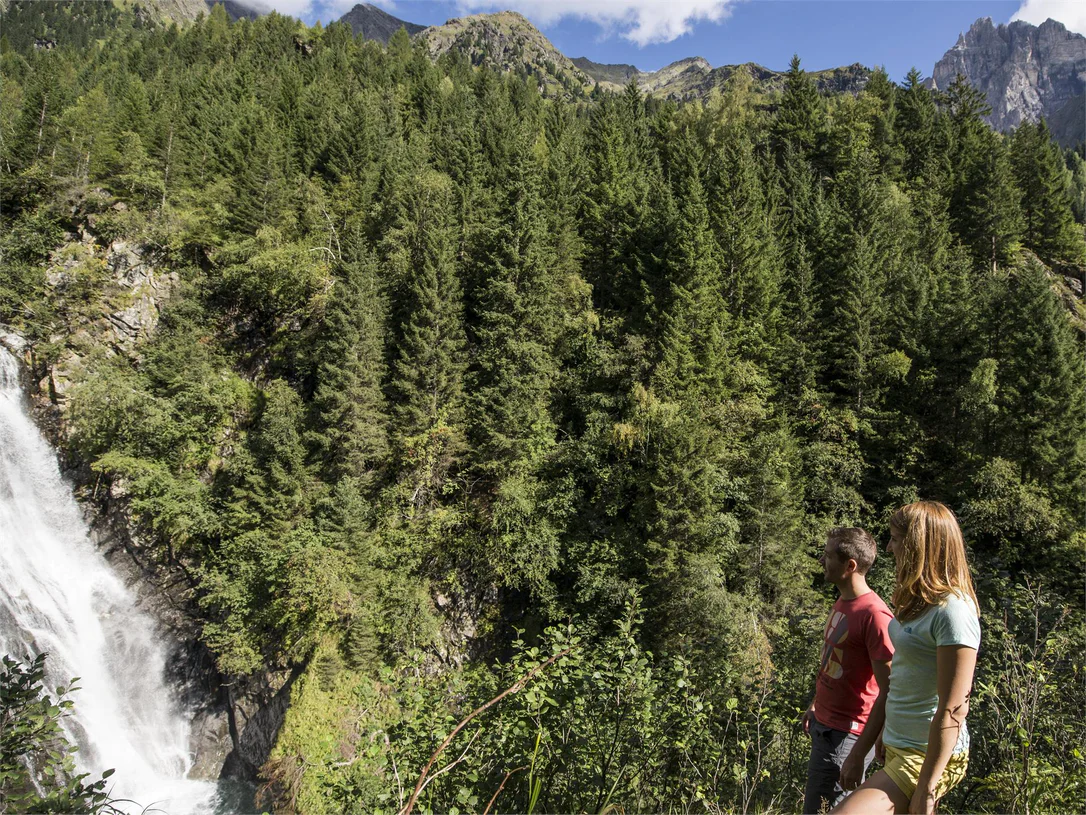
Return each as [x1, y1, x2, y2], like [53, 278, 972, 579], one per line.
[398, 646, 576, 815]
[482, 765, 528, 815]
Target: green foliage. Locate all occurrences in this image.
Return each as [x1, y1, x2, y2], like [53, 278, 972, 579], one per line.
[0, 654, 120, 813]
[958, 583, 1086, 814]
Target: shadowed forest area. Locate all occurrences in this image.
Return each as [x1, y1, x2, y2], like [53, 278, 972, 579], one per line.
[1, 2, 1084, 812]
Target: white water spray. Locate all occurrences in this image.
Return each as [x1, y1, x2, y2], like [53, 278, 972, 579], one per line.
[0, 346, 221, 813]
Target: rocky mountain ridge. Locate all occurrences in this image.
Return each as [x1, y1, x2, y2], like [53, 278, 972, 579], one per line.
[418, 11, 599, 97]
[415, 12, 870, 100]
[933, 17, 1085, 145]
[337, 2, 424, 44]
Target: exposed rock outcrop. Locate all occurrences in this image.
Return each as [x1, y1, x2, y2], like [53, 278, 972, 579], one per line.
[419, 12, 598, 98]
[337, 2, 424, 44]
[205, 0, 268, 22]
[932, 17, 1086, 145]
[33, 227, 177, 412]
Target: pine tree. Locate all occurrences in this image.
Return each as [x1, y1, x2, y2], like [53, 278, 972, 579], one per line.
[831, 233, 882, 412]
[897, 68, 937, 183]
[309, 242, 389, 483]
[218, 99, 290, 233]
[772, 142, 828, 401]
[706, 129, 781, 362]
[580, 94, 645, 317]
[654, 120, 728, 400]
[383, 169, 468, 506]
[862, 67, 903, 179]
[983, 257, 1085, 497]
[772, 55, 825, 161]
[468, 143, 558, 468]
[1010, 120, 1085, 270]
[945, 75, 1022, 269]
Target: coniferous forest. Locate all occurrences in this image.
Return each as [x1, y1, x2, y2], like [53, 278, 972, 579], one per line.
[1, 3, 1084, 812]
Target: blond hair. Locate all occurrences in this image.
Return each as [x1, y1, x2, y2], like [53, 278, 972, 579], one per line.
[890, 501, 978, 622]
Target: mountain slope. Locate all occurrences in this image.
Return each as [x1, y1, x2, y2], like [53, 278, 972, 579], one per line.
[933, 17, 1086, 145]
[206, 0, 268, 22]
[574, 53, 870, 100]
[338, 3, 424, 44]
[419, 12, 599, 97]
[572, 56, 639, 86]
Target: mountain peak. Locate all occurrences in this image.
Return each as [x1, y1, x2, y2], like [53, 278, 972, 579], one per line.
[419, 11, 597, 98]
[933, 15, 1086, 145]
[338, 2, 425, 43]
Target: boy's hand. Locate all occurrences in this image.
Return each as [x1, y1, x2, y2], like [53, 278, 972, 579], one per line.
[802, 703, 816, 735]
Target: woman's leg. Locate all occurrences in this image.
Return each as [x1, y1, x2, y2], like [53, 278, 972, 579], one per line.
[830, 770, 910, 814]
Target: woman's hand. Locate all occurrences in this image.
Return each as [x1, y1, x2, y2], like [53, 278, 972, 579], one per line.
[909, 786, 937, 814]
[874, 732, 884, 764]
[838, 750, 865, 791]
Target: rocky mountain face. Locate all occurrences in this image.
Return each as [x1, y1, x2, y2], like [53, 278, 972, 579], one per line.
[206, 0, 267, 22]
[337, 2, 423, 44]
[575, 54, 870, 100]
[933, 17, 1086, 145]
[419, 12, 599, 97]
[571, 56, 639, 86]
[417, 11, 870, 102]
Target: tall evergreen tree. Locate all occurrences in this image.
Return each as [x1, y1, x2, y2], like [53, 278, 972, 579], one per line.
[945, 75, 1022, 269]
[707, 129, 781, 362]
[772, 55, 825, 161]
[383, 169, 468, 507]
[309, 243, 389, 483]
[1010, 120, 1085, 270]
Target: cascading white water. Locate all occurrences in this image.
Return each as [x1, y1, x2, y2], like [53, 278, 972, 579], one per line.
[0, 346, 221, 814]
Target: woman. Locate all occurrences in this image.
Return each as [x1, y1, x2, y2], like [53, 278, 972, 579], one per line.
[833, 501, 980, 815]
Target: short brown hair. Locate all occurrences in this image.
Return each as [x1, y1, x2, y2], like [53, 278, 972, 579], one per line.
[827, 527, 877, 574]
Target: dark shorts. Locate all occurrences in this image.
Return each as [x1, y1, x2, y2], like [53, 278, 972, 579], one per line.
[802, 720, 874, 814]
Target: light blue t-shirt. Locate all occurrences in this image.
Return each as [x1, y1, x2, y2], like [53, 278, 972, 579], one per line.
[884, 593, 981, 754]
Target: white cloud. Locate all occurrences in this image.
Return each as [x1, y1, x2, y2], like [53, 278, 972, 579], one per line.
[451, 0, 737, 46]
[1011, 0, 1086, 35]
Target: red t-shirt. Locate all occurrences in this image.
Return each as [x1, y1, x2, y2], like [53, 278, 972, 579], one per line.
[814, 591, 894, 734]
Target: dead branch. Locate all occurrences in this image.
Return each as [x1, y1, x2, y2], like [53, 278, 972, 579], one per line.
[398, 645, 576, 815]
[482, 765, 529, 815]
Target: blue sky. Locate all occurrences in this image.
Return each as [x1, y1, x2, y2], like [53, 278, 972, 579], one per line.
[283, 0, 1081, 82]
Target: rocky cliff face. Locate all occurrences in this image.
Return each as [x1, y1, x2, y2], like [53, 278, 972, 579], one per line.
[420, 12, 598, 98]
[932, 17, 1086, 145]
[337, 3, 424, 44]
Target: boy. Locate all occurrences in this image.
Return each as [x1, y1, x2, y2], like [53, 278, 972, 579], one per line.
[802, 527, 894, 814]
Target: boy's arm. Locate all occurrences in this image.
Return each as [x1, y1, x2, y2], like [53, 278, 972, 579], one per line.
[838, 657, 890, 790]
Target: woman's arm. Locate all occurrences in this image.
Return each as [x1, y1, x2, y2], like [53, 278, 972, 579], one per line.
[910, 645, 977, 814]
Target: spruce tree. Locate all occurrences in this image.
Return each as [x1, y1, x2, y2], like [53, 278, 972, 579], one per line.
[383, 169, 468, 507]
[706, 129, 781, 362]
[1010, 120, 1085, 270]
[772, 55, 825, 161]
[945, 75, 1022, 269]
[897, 68, 937, 183]
[309, 242, 389, 484]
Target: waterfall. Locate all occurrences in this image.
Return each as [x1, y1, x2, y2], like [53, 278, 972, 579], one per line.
[0, 347, 222, 813]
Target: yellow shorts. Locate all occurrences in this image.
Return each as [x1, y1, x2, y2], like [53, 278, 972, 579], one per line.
[883, 744, 969, 800]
